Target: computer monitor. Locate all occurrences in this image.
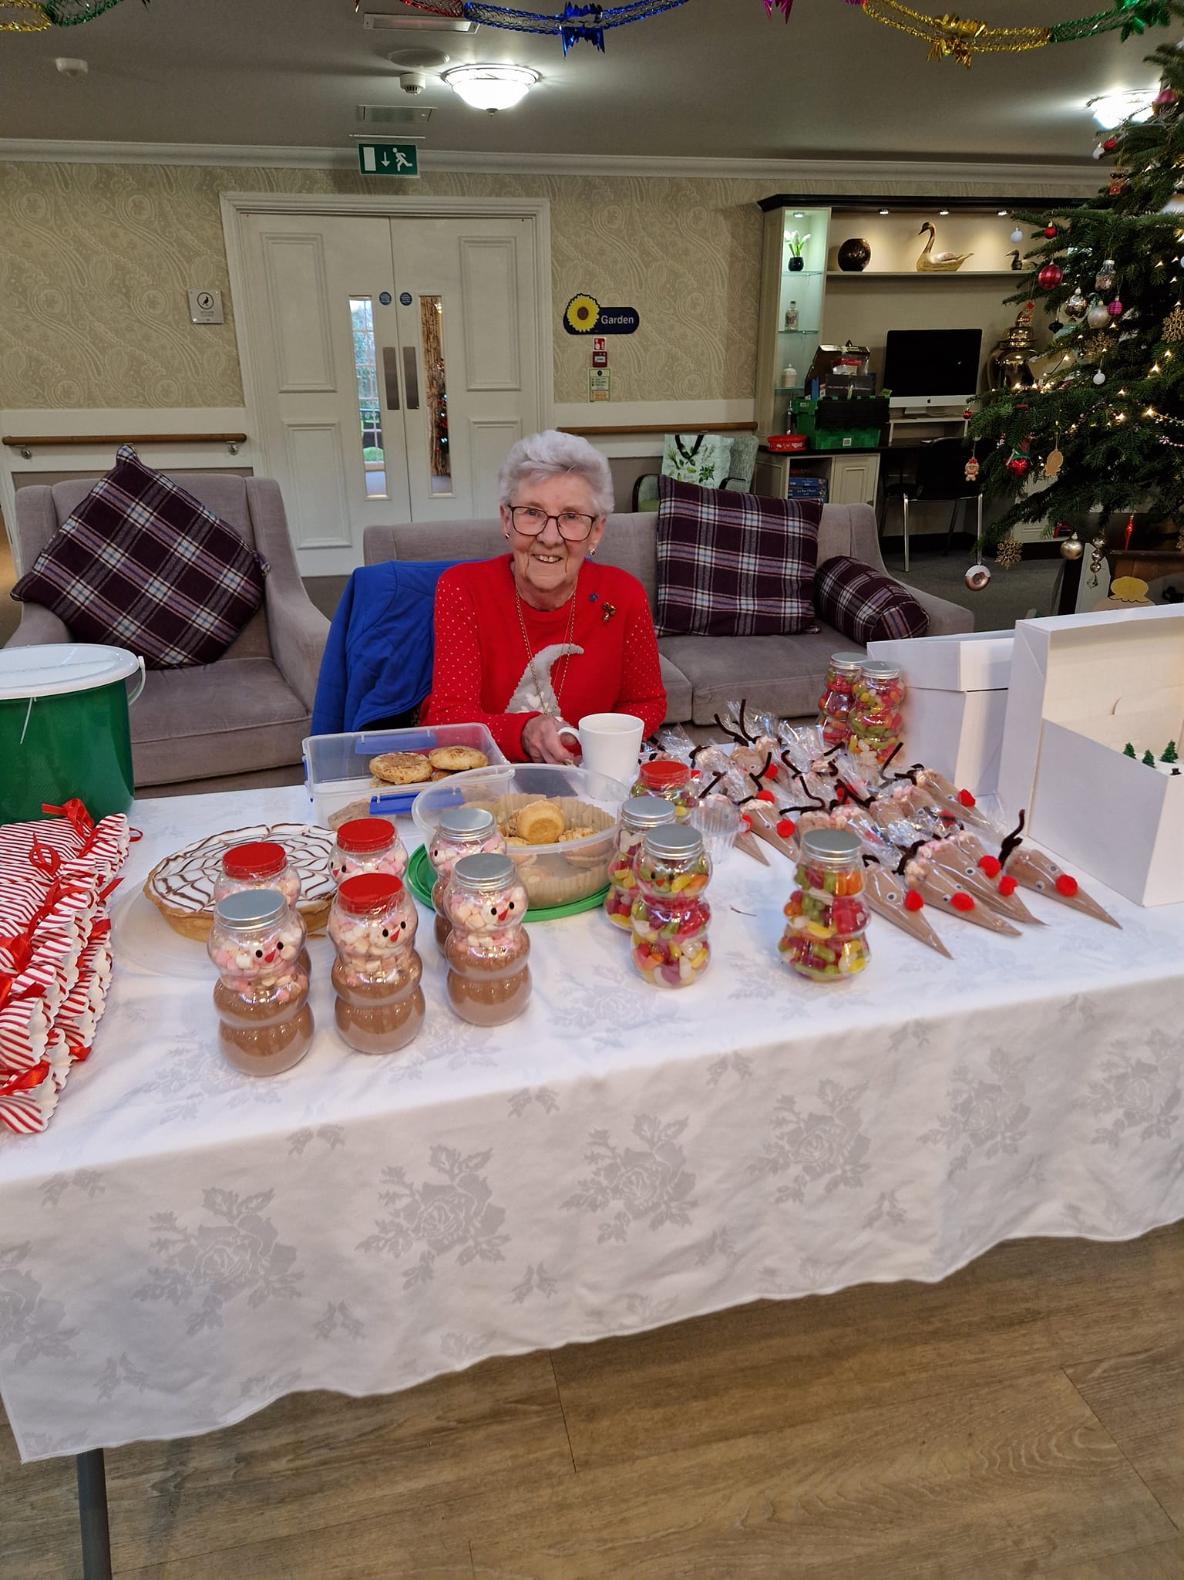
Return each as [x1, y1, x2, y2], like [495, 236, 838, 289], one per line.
[882, 328, 983, 411]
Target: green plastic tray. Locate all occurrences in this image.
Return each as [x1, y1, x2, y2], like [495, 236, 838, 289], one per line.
[406, 843, 609, 924]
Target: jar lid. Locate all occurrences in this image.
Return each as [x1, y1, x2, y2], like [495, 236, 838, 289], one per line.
[830, 651, 865, 673]
[338, 872, 403, 915]
[860, 660, 901, 680]
[642, 822, 704, 862]
[213, 888, 288, 930]
[622, 794, 677, 831]
[640, 759, 691, 791]
[336, 817, 395, 854]
[452, 851, 515, 891]
[800, 828, 861, 868]
[438, 805, 497, 839]
[221, 840, 286, 880]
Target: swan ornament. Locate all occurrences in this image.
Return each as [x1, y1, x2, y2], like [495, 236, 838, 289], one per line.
[916, 222, 973, 274]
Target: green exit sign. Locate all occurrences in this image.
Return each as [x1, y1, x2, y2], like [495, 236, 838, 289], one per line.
[357, 142, 420, 178]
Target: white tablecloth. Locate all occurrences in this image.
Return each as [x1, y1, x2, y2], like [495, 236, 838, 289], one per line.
[1, 786, 1182, 1462]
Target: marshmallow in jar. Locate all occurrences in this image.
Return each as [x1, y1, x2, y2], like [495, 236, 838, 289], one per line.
[213, 840, 301, 908]
[428, 805, 506, 953]
[328, 872, 424, 1054]
[208, 889, 313, 1076]
[605, 794, 678, 931]
[331, 816, 407, 885]
[444, 852, 531, 1027]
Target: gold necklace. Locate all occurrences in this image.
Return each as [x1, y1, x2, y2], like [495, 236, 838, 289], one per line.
[514, 581, 579, 718]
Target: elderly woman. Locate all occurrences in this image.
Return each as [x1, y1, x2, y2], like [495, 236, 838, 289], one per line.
[422, 430, 666, 763]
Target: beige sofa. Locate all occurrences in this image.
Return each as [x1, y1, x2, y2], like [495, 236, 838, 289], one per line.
[364, 503, 972, 725]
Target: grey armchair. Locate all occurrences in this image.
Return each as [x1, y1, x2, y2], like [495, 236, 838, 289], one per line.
[7, 474, 329, 788]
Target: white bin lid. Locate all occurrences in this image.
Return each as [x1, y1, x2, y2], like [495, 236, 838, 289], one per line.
[0, 643, 141, 700]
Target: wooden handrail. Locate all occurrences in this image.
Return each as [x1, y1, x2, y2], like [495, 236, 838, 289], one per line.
[559, 422, 757, 437]
[3, 433, 247, 449]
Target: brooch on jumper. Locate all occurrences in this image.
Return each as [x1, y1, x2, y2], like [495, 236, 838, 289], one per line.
[601, 603, 616, 624]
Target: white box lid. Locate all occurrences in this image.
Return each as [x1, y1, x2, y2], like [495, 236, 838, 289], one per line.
[866, 628, 1013, 693]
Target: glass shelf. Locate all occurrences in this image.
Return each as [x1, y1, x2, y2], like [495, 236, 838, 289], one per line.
[779, 326, 819, 335]
[781, 267, 824, 278]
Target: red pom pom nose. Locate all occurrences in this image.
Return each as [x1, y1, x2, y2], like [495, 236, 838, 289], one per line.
[755, 789, 776, 803]
[978, 855, 1001, 877]
[903, 890, 924, 912]
[957, 788, 977, 808]
[776, 818, 796, 839]
[1055, 873, 1079, 897]
[951, 891, 975, 912]
[998, 875, 1017, 897]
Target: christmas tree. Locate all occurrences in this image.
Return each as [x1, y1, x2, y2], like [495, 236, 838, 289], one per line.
[973, 40, 1184, 541]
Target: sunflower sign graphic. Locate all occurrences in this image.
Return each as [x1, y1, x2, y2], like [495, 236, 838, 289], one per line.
[562, 294, 640, 335]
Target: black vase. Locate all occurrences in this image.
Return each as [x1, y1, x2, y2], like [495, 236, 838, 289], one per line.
[837, 237, 872, 273]
[787, 256, 805, 272]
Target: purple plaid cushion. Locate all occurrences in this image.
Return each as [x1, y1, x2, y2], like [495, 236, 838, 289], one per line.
[654, 477, 821, 637]
[814, 556, 930, 644]
[13, 446, 267, 669]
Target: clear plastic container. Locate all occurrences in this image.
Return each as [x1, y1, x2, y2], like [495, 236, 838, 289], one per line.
[302, 723, 505, 826]
[330, 816, 408, 886]
[630, 822, 711, 989]
[849, 660, 906, 767]
[816, 651, 865, 750]
[779, 827, 870, 982]
[629, 759, 696, 821]
[213, 840, 301, 910]
[329, 872, 424, 1054]
[445, 852, 531, 1026]
[605, 794, 677, 930]
[428, 804, 506, 953]
[208, 889, 313, 1075]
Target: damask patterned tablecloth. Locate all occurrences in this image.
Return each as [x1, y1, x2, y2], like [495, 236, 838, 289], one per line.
[1, 785, 1182, 1462]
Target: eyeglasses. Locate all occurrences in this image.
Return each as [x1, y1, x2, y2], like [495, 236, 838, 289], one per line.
[508, 505, 597, 542]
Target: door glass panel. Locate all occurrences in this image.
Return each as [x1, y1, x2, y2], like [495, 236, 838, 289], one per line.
[349, 296, 387, 499]
[420, 295, 452, 494]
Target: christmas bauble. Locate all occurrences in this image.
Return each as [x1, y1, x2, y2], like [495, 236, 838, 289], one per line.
[1038, 263, 1064, 289]
[1064, 288, 1089, 321]
[1093, 370, 1106, 385]
[1005, 456, 1030, 477]
[965, 564, 992, 591]
[1059, 532, 1084, 561]
[1010, 226, 1024, 245]
[1043, 224, 1058, 238]
[1095, 260, 1116, 293]
[1108, 298, 1124, 318]
[1103, 136, 1118, 152]
[1049, 319, 1064, 334]
[1087, 300, 1112, 330]
[1154, 87, 1179, 112]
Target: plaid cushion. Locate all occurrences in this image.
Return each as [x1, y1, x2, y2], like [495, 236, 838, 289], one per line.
[12, 446, 267, 669]
[814, 555, 930, 644]
[654, 476, 821, 637]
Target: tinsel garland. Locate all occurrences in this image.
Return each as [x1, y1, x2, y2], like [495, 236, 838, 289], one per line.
[40, 0, 148, 23]
[394, 0, 688, 51]
[0, 0, 49, 30]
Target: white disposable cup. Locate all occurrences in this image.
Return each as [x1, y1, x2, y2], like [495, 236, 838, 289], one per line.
[556, 712, 644, 782]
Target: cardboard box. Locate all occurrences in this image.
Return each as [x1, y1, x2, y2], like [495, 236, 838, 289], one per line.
[866, 629, 1013, 794]
[998, 606, 1184, 907]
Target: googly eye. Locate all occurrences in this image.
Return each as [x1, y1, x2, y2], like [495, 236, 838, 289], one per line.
[255, 948, 263, 958]
[276, 941, 284, 950]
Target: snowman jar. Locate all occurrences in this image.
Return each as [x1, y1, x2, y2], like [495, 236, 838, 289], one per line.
[328, 872, 424, 1054]
[330, 817, 407, 885]
[444, 852, 531, 1026]
[428, 805, 507, 953]
[208, 889, 313, 1076]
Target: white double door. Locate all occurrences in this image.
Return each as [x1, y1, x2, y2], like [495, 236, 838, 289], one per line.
[240, 211, 541, 574]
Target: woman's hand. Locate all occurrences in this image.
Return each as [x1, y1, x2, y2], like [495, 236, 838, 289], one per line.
[522, 715, 580, 764]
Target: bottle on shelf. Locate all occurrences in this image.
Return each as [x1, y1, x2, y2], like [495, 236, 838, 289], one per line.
[784, 301, 799, 331]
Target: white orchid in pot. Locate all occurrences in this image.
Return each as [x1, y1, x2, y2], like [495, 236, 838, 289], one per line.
[784, 230, 811, 272]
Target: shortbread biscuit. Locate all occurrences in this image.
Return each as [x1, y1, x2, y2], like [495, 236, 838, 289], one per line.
[369, 751, 432, 785]
[428, 745, 489, 772]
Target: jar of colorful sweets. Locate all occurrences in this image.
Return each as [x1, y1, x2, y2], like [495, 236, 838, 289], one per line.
[328, 872, 424, 1054]
[213, 840, 301, 909]
[605, 794, 677, 930]
[208, 889, 313, 1075]
[816, 652, 865, 749]
[330, 817, 407, 885]
[849, 660, 906, 767]
[779, 827, 870, 982]
[428, 805, 506, 953]
[629, 759, 696, 820]
[444, 852, 531, 1026]
[630, 822, 711, 988]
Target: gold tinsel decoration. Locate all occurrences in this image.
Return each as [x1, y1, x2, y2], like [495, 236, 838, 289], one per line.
[1082, 331, 1112, 362]
[0, 0, 51, 28]
[859, 0, 1049, 65]
[994, 534, 1023, 570]
[1162, 305, 1184, 342]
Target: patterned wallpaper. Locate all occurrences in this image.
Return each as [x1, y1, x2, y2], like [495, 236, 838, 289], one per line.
[0, 161, 770, 408]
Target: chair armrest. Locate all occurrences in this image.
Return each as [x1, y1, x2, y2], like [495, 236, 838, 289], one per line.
[891, 578, 975, 636]
[265, 582, 330, 711]
[5, 603, 71, 648]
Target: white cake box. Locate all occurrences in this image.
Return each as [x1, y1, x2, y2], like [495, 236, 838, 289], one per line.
[866, 629, 1013, 795]
[998, 605, 1184, 907]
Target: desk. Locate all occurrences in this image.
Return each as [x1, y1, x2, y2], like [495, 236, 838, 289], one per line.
[754, 446, 881, 509]
[2, 786, 1181, 1483]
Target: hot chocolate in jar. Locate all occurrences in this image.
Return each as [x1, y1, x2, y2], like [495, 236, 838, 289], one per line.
[428, 806, 507, 953]
[605, 794, 678, 930]
[208, 890, 313, 1075]
[444, 852, 531, 1026]
[630, 822, 712, 988]
[329, 873, 424, 1054]
[330, 817, 407, 884]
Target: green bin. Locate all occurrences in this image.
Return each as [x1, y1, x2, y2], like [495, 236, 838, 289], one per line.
[0, 644, 145, 824]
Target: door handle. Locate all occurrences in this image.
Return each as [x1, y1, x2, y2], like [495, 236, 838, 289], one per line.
[403, 344, 420, 410]
[382, 346, 400, 410]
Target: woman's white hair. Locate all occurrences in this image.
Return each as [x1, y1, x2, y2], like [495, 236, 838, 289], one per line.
[497, 429, 614, 519]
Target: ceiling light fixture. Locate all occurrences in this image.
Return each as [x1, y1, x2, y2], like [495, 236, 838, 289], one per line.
[1088, 89, 1154, 128]
[939, 208, 950, 216]
[442, 62, 538, 110]
[879, 208, 890, 215]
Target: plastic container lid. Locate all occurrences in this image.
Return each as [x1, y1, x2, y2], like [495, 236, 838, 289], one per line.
[453, 852, 515, 892]
[643, 822, 705, 862]
[0, 642, 140, 700]
[829, 652, 866, 673]
[213, 889, 288, 930]
[338, 872, 404, 914]
[222, 840, 286, 880]
[438, 805, 497, 839]
[800, 828, 861, 868]
[622, 794, 678, 831]
[860, 660, 902, 681]
[336, 817, 396, 854]
[640, 759, 691, 791]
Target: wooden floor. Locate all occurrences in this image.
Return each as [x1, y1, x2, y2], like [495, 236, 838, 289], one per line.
[3, 1224, 1181, 1580]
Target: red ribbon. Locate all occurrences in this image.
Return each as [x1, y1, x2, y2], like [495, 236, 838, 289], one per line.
[27, 834, 61, 879]
[42, 798, 96, 842]
[0, 1060, 50, 1099]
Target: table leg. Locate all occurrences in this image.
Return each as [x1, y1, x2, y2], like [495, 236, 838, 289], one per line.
[76, 1449, 113, 1580]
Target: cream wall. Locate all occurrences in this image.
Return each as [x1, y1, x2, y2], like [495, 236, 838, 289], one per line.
[0, 161, 771, 410]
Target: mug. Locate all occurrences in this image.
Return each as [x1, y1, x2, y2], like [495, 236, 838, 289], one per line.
[557, 712, 644, 783]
